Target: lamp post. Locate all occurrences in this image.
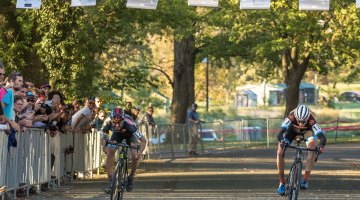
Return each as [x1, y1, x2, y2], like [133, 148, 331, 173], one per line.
[202, 57, 209, 112]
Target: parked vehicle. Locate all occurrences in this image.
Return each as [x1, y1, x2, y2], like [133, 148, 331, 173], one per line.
[149, 129, 219, 144]
[149, 133, 166, 144]
[339, 91, 360, 102]
[199, 129, 218, 141]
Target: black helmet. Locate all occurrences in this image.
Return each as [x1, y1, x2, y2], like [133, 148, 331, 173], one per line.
[110, 107, 125, 120]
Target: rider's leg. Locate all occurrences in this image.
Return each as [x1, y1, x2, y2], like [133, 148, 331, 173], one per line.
[276, 142, 286, 184]
[105, 148, 116, 180]
[304, 137, 317, 182]
[129, 149, 139, 177]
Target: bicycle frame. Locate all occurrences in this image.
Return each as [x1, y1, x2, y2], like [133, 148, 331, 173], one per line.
[282, 135, 319, 200]
[110, 140, 140, 200]
[110, 141, 130, 200]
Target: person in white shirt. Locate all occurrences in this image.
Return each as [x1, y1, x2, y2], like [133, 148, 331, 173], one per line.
[71, 97, 96, 132]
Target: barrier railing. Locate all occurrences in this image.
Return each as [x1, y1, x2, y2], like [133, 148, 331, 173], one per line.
[1, 117, 358, 198]
[0, 129, 102, 199]
[142, 117, 360, 159]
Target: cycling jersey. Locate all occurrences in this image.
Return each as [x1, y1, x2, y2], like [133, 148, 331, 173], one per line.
[277, 109, 326, 147]
[102, 114, 143, 145]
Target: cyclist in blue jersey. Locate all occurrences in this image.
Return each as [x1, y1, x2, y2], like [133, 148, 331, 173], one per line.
[276, 105, 327, 195]
[101, 107, 146, 193]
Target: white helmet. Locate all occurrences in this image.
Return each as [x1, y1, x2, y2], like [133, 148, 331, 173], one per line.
[294, 105, 310, 123]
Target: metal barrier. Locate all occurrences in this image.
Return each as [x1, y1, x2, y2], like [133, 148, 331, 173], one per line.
[141, 117, 360, 160]
[1, 117, 357, 198]
[0, 129, 102, 199]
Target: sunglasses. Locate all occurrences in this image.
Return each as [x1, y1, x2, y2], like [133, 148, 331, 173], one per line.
[113, 117, 124, 122]
[0, 73, 4, 76]
[297, 119, 306, 125]
[27, 99, 35, 102]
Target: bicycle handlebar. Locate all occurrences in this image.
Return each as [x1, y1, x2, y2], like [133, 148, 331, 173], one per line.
[282, 144, 320, 162]
[107, 141, 140, 151]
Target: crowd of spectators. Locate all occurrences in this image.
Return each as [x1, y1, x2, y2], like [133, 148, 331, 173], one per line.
[0, 60, 158, 195]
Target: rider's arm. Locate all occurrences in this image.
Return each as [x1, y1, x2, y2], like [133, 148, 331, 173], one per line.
[277, 118, 291, 142]
[315, 132, 327, 147]
[277, 128, 287, 142]
[311, 122, 327, 147]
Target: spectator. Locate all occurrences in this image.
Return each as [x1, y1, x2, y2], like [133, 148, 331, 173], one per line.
[141, 106, 156, 126]
[140, 106, 156, 152]
[71, 97, 95, 133]
[0, 61, 6, 122]
[124, 101, 138, 120]
[25, 81, 34, 90]
[40, 84, 51, 98]
[187, 103, 201, 157]
[95, 109, 106, 131]
[14, 84, 28, 99]
[19, 91, 36, 121]
[56, 103, 72, 134]
[72, 99, 82, 113]
[132, 106, 141, 122]
[95, 97, 103, 109]
[2, 72, 23, 132]
[15, 95, 32, 129]
[33, 98, 51, 128]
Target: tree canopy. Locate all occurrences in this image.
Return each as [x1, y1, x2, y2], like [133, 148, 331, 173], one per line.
[1, 0, 359, 121]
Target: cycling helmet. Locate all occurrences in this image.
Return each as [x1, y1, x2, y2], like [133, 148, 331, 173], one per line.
[110, 107, 125, 120]
[294, 105, 310, 123]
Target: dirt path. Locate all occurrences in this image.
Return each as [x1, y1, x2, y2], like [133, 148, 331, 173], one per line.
[21, 143, 360, 199]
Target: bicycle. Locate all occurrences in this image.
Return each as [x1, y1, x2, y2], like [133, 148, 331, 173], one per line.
[281, 134, 320, 200]
[110, 140, 139, 200]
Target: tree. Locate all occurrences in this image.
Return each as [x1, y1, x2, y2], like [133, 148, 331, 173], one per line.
[207, 0, 360, 116]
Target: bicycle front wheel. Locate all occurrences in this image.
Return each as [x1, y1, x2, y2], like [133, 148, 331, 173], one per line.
[110, 162, 121, 200]
[285, 162, 302, 200]
[119, 159, 128, 200]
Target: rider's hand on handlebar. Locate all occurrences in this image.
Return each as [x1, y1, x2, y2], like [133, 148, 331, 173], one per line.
[317, 145, 324, 154]
[280, 138, 290, 149]
[133, 152, 141, 161]
[102, 145, 108, 153]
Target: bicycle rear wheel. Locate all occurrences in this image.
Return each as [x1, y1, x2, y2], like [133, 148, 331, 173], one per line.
[285, 162, 302, 200]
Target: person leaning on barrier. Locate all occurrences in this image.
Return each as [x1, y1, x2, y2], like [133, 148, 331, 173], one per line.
[1, 72, 23, 132]
[71, 97, 95, 133]
[101, 107, 146, 193]
[276, 105, 327, 196]
[140, 106, 156, 143]
[187, 103, 203, 157]
[15, 95, 33, 130]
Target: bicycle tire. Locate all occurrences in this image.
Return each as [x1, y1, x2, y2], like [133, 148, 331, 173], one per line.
[293, 161, 302, 199]
[110, 162, 121, 200]
[285, 163, 296, 200]
[285, 161, 302, 200]
[118, 158, 128, 200]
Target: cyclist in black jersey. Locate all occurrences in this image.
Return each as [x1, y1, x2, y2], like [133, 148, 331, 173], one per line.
[101, 107, 146, 193]
[276, 105, 327, 195]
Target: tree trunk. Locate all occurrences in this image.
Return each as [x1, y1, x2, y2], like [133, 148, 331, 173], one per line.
[170, 36, 196, 124]
[0, 1, 46, 85]
[283, 47, 310, 117]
